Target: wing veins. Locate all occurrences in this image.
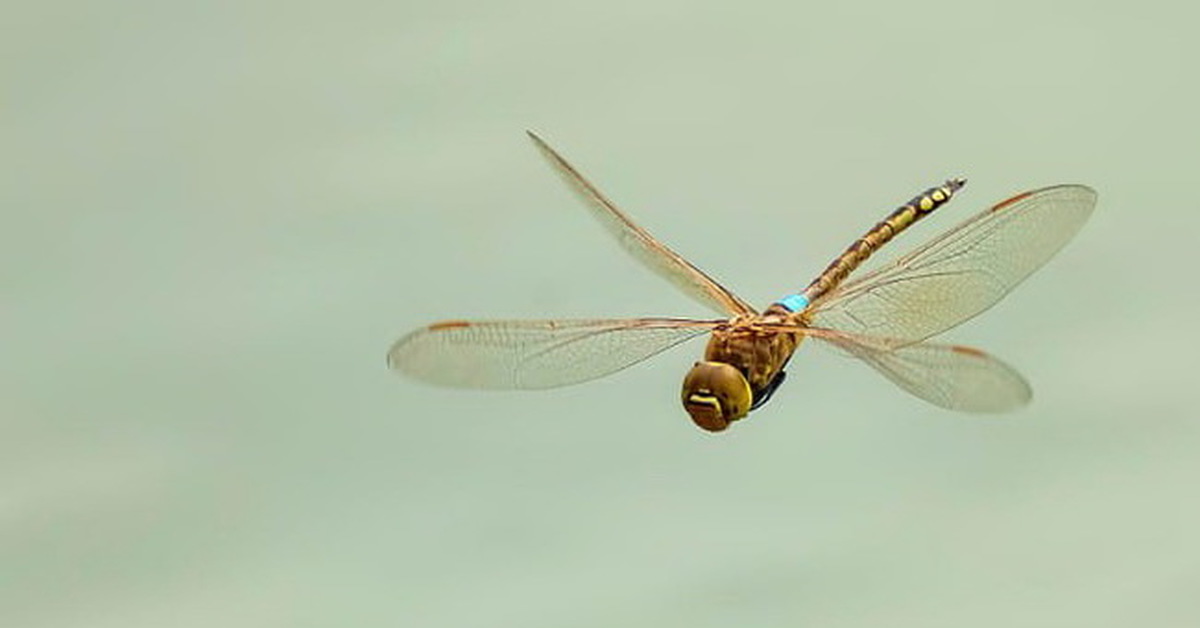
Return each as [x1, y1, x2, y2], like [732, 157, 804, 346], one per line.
[527, 131, 756, 316]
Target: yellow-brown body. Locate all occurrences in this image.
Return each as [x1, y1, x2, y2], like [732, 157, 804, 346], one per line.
[681, 179, 966, 432]
[704, 305, 806, 395]
[682, 305, 807, 432]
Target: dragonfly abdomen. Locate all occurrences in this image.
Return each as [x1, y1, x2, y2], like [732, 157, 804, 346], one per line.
[800, 178, 966, 304]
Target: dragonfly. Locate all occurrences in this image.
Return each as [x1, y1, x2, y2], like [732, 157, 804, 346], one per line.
[388, 131, 1097, 432]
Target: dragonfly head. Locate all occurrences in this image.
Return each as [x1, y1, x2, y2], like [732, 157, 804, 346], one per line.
[681, 361, 753, 432]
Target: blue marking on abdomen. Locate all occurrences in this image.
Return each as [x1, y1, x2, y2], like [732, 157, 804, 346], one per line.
[775, 293, 809, 312]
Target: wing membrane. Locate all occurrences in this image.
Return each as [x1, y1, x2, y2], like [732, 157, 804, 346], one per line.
[388, 318, 717, 389]
[811, 185, 1097, 342]
[806, 328, 1031, 412]
[527, 131, 756, 316]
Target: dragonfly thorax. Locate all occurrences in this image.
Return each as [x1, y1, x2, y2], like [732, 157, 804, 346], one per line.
[705, 321, 803, 395]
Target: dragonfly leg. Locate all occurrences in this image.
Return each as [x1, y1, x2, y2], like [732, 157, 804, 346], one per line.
[750, 370, 787, 411]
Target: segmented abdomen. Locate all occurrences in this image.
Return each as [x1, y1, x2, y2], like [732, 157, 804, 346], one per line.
[802, 178, 966, 302]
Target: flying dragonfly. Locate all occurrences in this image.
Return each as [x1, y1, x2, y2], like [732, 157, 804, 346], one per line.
[388, 132, 1097, 432]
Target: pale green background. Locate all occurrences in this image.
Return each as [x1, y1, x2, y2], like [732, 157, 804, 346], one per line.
[5, 1, 1198, 626]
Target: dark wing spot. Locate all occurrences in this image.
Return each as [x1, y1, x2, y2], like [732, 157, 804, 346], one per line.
[428, 320, 472, 331]
[991, 190, 1035, 213]
[950, 344, 986, 358]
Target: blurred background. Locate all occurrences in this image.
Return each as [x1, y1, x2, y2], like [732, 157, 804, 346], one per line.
[5, 1, 1198, 626]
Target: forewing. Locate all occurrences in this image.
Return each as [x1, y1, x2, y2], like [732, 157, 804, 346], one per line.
[527, 131, 756, 317]
[388, 318, 717, 389]
[811, 185, 1097, 342]
[808, 328, 1031, 413]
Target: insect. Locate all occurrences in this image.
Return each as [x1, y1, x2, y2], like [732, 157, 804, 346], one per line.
[388, 132, 1097, 432]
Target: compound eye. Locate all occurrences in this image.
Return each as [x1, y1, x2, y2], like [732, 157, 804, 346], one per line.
[681, 362, 753, 432]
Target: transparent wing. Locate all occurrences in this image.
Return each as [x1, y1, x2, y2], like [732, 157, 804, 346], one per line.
[806, 327, 1031, 413]
[811, 185, 1097, 343]
[388, 317, 718, 389]
[527, 131, 756, 317]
